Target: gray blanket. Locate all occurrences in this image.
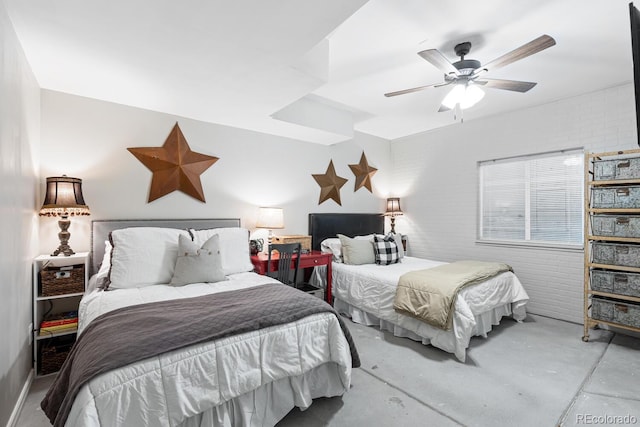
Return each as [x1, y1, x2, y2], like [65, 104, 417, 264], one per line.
[41, 283, 360, 427]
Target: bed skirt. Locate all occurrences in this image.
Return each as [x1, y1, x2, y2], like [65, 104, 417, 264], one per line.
[68, 362, 346, 427]
[180, 363, 345, 427]
[333, 298, 522, 355]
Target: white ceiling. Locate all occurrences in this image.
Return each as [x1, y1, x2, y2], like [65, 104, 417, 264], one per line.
[4, 0, 634, 144]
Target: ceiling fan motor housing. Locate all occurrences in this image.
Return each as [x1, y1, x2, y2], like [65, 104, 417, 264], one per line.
[452, 59, 481, 76]
[452, 42, 480, 76]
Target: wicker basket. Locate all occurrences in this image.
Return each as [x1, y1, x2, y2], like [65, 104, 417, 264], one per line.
[40, 341, 73, 375]
[272, 235, 312, 252]
[40, 264, 85, 296]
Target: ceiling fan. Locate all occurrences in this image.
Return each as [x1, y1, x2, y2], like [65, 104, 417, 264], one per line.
[384, 35, 556, 112]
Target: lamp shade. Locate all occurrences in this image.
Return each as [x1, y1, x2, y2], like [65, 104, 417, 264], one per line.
[385, 198, 403, 216]
[256, 207, 284, 229]
[39, 176, 90, 218]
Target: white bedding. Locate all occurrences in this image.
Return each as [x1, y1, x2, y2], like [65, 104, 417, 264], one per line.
[68, 272, 354, 427]
[311, 256, 529, 362]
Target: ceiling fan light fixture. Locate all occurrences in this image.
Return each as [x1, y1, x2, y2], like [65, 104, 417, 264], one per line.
[442, 83, 485, 110]
[441, 84, 465, 109]
[460, 84, 485, 109]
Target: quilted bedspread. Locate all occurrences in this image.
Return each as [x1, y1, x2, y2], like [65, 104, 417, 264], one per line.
[394, 260, 513, 330]
[44, 273, 358, 427]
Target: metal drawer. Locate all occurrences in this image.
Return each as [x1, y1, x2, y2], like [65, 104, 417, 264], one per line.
[594, 156, 640, 180]
[591, 270, 640, 298]
[591, 186, 640, 209]
[591, 242, 640, 267]
[591, 215, 640, 238]
[592, 297, 640, 328]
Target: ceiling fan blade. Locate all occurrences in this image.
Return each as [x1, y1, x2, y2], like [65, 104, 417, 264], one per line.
[384, 81, 450, 97]
[475, 35, 556, 75]
[477, 78, 537, 92]
[417, 49, 460, 76]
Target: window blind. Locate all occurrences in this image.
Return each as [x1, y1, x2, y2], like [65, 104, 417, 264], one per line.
[479, 150, 583, 245]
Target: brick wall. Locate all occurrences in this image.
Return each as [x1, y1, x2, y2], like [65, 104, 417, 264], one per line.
[390, 83, 638, 323]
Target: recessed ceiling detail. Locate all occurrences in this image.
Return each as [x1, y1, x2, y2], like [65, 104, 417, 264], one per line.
[4, 0, 634, 143]
[272, 95, 355, 138]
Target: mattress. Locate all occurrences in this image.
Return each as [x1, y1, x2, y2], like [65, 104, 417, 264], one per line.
[311, 257, 529, 362]
[66, 272, 354, 427]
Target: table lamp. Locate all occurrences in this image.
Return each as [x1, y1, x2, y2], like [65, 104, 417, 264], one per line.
[256, 207, 284, 245]
[39, 175, 90, 256]
[384, 197, 403, 233]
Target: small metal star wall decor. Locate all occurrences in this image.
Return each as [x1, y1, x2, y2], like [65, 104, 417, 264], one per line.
[312, 160, 349, 205]
[128, 122, 219, 203]
[348, 151, 377, 193]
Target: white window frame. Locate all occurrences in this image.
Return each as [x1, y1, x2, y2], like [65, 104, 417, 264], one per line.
[477, 149, 584, 251]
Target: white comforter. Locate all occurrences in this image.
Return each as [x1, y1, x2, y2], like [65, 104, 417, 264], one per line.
[311, 257, 529, 362]
[68, 272, 354, 427]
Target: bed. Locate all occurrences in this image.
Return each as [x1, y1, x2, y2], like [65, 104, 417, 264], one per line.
[41, 219, 359, 427]
[308, 213, 529, 362]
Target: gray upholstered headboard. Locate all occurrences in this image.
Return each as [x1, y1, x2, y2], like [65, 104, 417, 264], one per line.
[308, 213, 384, 251]
[90, 218, 241, 274]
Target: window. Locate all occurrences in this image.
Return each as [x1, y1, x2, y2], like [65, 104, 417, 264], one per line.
[478, 149, 583, 246]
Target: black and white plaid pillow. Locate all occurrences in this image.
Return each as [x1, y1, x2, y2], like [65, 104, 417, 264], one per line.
[373, 235, 400, 265]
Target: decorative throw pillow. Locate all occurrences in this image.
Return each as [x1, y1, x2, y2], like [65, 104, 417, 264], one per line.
[108, 227, 190, 289]
[387, 232, 405, 258]
[170, 234, 225, 286]
[188, 227, 254, 276]
[373, 235, 400, 265]
[337, 234, 375, 265]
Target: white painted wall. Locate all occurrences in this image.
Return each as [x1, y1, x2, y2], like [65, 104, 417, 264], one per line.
[391, 84, 638, 323]
[40, 85, 640, 324]
[0, 2, 40, 424]
[39, 90, 391, 256]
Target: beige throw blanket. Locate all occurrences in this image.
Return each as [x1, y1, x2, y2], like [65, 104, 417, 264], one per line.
[393, 260, 513, 330]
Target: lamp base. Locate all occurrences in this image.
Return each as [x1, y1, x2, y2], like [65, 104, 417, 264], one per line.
[390, 216, 396, 234]
[51, 218, 75, 257]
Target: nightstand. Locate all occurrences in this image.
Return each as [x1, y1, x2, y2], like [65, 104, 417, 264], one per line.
[32, 252, 89, 376]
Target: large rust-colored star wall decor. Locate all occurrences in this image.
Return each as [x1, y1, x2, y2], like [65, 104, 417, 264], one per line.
[312, 160, 348, 205]
[128, 122, 219, 203]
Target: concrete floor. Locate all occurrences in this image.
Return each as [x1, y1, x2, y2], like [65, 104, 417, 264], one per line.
[17, 314, 640, 427]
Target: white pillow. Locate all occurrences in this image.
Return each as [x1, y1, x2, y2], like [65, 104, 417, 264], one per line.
[94, 240, 112, 290]
[171, 234, 225, 286]
[354, 234, 376, 241]
[99, 240, 112, 272]
[108, 227, 189, 289]
[320, 238, 343, 262]
[337, 234, 375, 265]
[189, 227, 253, 276]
